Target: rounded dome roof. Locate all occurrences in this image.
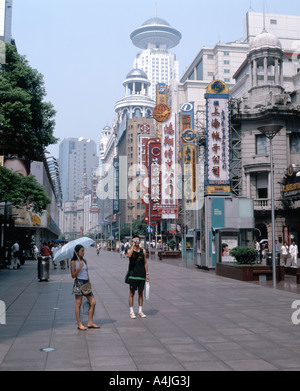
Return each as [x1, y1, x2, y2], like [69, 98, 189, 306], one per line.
[130, 16, 181, 49]
[250, 29, 282, 51]
[126, 68, 148, 79]
[141, 17, 170, 27]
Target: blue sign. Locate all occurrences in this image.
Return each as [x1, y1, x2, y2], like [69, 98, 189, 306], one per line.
[146, 225, 155, 234]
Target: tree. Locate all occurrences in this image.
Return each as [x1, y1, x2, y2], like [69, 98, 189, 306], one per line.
[0, 166, 51, 214]
[0, 44, 57, 160]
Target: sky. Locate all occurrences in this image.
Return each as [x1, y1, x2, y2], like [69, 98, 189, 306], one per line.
[11, 0, 300, 159]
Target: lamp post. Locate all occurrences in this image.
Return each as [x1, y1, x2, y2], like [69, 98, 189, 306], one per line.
[128, 204, 135, 240]
[257, 125, 282, 287]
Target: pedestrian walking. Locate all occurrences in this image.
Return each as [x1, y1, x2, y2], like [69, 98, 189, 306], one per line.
[96, 242, 100, 256]
[126, 235, 149, 319]
[71, 244, 100, 331]
[254, 240, 260, 263]
[51, 243, 59, 269]
[280, 241, 289, 265]
[120, 242, 125, 258]
[10, 241, 20, 270]
[32, 244, 39, 260]
[289, 241, 298, 267]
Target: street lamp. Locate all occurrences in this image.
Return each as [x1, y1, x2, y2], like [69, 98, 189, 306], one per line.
[128, 204, 135, 239]
[257, 124, 282, 287]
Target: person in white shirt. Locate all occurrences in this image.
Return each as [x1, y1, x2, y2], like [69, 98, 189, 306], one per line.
[280, 241, 289, 266]
[51, 243, 59, 270]
[289, 241, 298, 267]
[10, 241, 20, 270]
[32, 244, 39, 260]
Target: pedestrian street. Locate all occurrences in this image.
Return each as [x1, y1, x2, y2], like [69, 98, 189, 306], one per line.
[1, 248, 300, 371]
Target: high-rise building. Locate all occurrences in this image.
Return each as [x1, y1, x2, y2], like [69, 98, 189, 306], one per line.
[0, 0, 12, 43]
[59, 138, 99, 203]
[131, 16, 181, 101]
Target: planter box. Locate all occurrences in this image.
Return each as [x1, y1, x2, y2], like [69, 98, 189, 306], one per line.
[158, 251, 182, 261]
[216, 263, 284, 282]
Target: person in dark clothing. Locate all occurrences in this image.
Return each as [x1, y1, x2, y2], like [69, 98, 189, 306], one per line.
[127, 236, 149, 319]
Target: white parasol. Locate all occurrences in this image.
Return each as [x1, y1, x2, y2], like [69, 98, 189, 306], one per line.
[53, 237, 95, 262]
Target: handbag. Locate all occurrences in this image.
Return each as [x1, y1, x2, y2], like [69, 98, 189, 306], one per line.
[75, 253, 92, 295]
[76, 278, 92, 295]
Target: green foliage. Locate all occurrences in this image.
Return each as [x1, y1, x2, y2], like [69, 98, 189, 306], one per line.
[0, 44, 57, 160]
[169, 238, 176, 250]
[0, 166, 51, 214]
[120, 216, 148, 240]
[229, 246, 258, 265]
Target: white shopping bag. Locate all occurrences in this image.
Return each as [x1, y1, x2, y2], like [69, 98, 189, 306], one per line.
[145, 281, 150, 300]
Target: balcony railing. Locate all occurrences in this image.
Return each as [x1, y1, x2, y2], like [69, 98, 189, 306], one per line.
[254, 198, 271, 210]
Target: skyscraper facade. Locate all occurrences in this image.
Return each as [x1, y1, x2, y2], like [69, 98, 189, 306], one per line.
[0, 0, 12, 43]
[59, 138, 99, 203]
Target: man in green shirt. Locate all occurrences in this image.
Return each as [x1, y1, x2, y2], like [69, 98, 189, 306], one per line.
[127, 236, 150, 319]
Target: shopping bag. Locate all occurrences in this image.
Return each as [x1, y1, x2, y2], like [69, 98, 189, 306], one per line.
[144, 281, 150, 300]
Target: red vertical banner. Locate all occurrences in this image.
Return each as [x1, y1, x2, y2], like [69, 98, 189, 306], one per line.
[142, 138, 162, 225]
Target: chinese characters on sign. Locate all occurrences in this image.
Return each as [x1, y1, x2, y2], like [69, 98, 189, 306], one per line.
[161, 114, 178, 219]
[205, 80, 230, 194]
[142, 138, 162, 224]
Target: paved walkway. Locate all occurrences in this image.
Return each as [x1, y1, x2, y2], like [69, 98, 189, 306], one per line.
[1, 248, 300, 372]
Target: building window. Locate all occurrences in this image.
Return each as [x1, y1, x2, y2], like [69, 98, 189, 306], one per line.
[223, 51, 230, 56]
[256, 172, 268, 199]
[270, 19, 277, 25]
[290, 132, 300, 154]
[256, 134, 267, 155]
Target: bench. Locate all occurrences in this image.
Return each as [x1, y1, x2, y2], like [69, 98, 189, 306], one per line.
[252, 269, 273, 282]
[158, 251, 181, 261]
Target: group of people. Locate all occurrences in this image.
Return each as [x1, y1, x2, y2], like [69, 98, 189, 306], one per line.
[254, 239, 299, 266]
[40, 241, 69, 270]
[279, 240, 298, 266]
[71, 235, 149, 330]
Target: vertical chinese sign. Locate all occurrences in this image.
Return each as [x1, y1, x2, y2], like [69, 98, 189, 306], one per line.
[90, 169, 100, 213]
[161, 114, 178, 219]
[205, 80, 230, 194]
[143, 139, 162, 224]
[180, 102, 197, 208]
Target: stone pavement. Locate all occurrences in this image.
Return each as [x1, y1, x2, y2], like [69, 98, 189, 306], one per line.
[1, 248, 300, 372]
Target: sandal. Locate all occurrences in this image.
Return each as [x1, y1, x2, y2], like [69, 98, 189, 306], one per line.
[88, 324, 101, 329]
[77, 325, 87, 331]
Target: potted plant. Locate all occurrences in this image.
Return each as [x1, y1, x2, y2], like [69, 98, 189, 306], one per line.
[229, 246, 258, 265]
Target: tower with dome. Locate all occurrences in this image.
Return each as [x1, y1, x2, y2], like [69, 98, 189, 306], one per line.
[114, 68, 155, 122]
[130, 16, 182, 101]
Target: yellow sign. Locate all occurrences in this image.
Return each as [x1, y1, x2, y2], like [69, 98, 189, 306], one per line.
[206, 80, 229, 95]
[181, 128, 197, 144]
[206, 185, 231, 194]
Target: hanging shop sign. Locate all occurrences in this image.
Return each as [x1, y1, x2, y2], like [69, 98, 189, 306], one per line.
[161, 114, 178, 219]
[205, 80, 230, 194]
[182, 144, 197, 204]
[156, 83, 168, 105]
[152, 103, 171, 123]
[142, 138, 162, 225]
